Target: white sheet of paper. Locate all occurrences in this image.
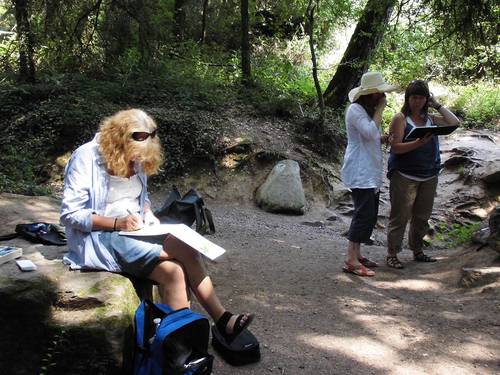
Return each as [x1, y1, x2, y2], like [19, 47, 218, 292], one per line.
[119, 224, 225, 261]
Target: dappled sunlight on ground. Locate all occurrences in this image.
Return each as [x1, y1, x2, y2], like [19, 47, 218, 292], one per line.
[299, 333, 398, 369]
[371, 278, 443, 292]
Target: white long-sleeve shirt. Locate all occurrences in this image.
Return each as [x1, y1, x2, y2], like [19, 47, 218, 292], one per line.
[341, 103, 383, 189]
[60, 134, 150, 272]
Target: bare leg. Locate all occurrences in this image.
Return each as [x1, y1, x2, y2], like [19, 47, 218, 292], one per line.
[148, 259, 190, 310]
[159, 235, 249, 334]
[346, 241, 362, 266]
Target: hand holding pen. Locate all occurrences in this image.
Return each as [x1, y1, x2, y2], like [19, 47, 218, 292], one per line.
[124, 209, 144, 231]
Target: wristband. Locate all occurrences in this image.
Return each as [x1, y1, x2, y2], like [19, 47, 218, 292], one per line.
[113, 218, 117, 231]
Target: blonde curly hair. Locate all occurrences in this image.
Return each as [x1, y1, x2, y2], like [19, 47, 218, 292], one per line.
[98, 109, 163, 177]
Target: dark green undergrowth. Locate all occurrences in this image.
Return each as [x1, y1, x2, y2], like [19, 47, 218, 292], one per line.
[0, 55, 338, 195]
[0, 73, 233, 194]
[1, 49, 496, 195]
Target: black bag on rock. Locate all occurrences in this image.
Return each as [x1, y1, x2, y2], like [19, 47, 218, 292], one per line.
[211, 325, 261, 366]
[0, 222, 67, 246]
[155, 186, 215, 235]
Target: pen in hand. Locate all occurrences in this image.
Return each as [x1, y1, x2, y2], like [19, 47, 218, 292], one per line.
[126, 209, 144, 230]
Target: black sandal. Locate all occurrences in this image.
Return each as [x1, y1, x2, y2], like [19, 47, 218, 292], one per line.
[414, 252, 437, 262]
[216, 311, 254, 343]
[386, 256, 404, 269]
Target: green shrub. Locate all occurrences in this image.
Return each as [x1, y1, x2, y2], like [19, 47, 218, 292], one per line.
[435, 222, 482, 247]
[451, 83, 500, 129]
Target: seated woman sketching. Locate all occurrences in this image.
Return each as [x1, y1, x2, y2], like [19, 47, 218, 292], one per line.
[60, 108, 253, 341]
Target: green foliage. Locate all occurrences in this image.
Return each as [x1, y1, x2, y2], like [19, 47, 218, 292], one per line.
[0, 68, 231, 194]
[435, 222, 482, 247]
[450, 83, 500, 129]
[251, 52, 317, 115]
[149, 108, 224, 177]
[372, 24, 430, 84]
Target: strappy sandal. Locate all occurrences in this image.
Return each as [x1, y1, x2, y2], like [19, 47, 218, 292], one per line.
[358, 257, 378, 268]
[342, 261, 375, 277]
[216, 311, 254, 343]
[414, 252, 437, 262]
[386, 256, 404, 269]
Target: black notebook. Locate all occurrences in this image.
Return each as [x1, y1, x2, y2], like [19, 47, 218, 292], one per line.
[405, 125, 459, 140]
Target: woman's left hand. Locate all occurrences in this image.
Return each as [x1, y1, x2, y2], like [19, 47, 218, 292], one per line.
[428, 94, 441, 109]
[144, 210, 161, 226]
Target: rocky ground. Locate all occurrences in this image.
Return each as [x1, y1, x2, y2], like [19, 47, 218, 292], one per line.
[0, 129, 499, 375]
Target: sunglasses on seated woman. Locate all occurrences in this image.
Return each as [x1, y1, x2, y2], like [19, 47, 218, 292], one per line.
[131, 129, 157, 141]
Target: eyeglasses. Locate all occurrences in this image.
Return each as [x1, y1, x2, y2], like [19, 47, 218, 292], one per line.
[131, 129, 157, 141]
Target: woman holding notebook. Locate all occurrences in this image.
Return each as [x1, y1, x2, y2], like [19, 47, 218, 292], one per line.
[386, 80, 460, 269]
[61, 109, 253, 342]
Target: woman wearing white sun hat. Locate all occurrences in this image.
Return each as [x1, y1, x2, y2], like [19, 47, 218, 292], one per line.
[341, 71, 397, 277]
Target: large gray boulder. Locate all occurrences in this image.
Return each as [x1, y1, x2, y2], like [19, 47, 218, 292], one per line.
[255, 160, 306, 214]
[474, 160, 500, 185]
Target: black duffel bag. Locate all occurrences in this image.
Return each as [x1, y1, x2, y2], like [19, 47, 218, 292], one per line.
[154, 186, 215, 235]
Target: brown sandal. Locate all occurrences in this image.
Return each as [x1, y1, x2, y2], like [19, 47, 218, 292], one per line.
[342, 262, 375, 277]
[414, 252, 437, 262]
[358, 257, 378, 268]
[386, 256, 404, 269]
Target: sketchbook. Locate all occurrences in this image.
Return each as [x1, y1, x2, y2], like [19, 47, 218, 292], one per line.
[404, 125, 459, 140]
[119, 224, 225, 261]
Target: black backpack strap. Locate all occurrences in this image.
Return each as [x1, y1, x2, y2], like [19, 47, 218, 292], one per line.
[202, 208, 215, 234]
[0, 233, 18, 241]
[194, 201, 203, 233]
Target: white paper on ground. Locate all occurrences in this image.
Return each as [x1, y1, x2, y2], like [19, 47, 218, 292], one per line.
[16, 259, 37, 271]
[119, 223, 225, 261]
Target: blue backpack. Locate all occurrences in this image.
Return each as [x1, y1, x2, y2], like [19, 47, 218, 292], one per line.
[133, 299, 213, 375]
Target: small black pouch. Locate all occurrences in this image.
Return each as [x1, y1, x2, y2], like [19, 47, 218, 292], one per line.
[211, 325, 261, 366]
[0, 222, 67, 246]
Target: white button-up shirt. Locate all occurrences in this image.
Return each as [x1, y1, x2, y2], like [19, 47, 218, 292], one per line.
[60, 134, 150, 272]
[341, 103, 383, 189]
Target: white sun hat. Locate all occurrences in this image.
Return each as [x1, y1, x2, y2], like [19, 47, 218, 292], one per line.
[348, 71, 397, 102]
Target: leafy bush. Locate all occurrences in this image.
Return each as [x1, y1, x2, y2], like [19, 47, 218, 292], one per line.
[251, 53, 317, 116]
[450, 83, 500, 129]
[435, 222, 482, 247]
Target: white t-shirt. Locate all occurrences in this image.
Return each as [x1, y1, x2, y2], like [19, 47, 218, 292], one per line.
[104, 174, 142, 217]
[341, 103, 383, 189]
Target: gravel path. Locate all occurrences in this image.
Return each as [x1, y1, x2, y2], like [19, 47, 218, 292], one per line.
[196, 202, 500, 375]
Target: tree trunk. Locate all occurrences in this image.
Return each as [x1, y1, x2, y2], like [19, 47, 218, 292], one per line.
[200, 0, 209, 44]
[13, 0, 36, 82]
[174, 0, 187, 40]
[240, 0, 251, 85]
[136, 0, 157, 68]
[306, 0, 324, 122]
[102, 2, 133, 69]
[323, 0, 396, 108]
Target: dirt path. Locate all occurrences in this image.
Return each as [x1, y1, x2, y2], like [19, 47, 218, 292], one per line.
[201, 128, 499, 375]
[201, 202, 500, 374]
